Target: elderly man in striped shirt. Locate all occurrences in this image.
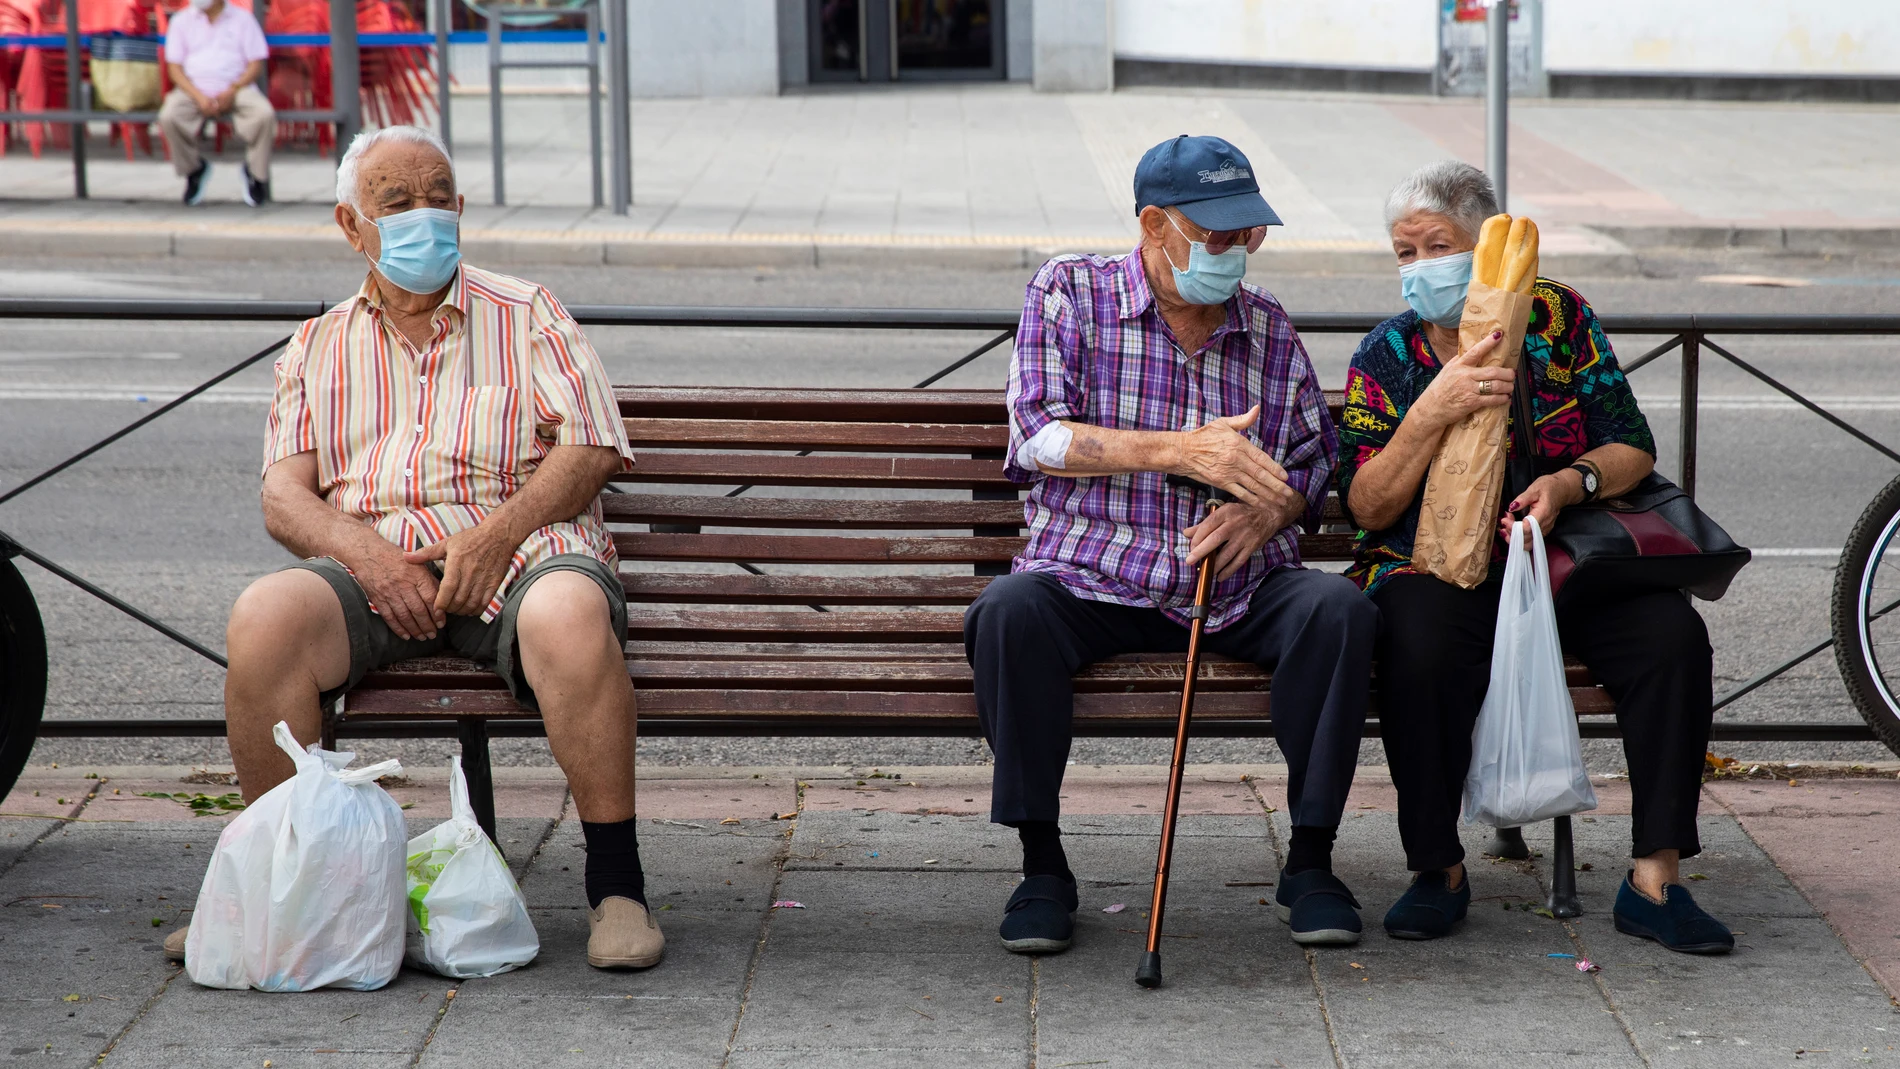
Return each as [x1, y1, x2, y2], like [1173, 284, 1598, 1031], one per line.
[162, 126, 663, 972]
[965, 136, 1378, 954]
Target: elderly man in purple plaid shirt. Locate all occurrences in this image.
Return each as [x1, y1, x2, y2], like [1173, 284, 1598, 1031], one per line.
[964, 136, 1378, 954]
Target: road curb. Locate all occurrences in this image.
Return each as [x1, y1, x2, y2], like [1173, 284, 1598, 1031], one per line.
[0, 221, 1654, 275]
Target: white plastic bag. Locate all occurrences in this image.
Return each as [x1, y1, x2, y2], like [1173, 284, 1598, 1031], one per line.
[1462, 520, 1599, 828]
[404, 756, 540, 978]
[186, 722, 408, 991]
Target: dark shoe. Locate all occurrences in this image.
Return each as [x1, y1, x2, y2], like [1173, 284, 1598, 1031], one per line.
[1613, 873, 1733, 955]
[999, 874, 1078, 954]
[1384, 869, 1470, 940]
[240, 162, 269, 207]
[183, 161, 211, 206]
[1275, 868, 1363, 946]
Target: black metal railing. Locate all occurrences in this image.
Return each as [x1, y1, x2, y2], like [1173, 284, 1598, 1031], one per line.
[3, 299, 1898, 744]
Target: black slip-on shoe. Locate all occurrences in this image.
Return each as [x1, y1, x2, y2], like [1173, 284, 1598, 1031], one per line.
[1275, 867, 1363, 946]
[999, 874, 1078, 954]
[240, 162, 269, 207]
[1383, 869, 1471, 940]
[183, 161, 212, 206]
[1613, 873, 1733, 955]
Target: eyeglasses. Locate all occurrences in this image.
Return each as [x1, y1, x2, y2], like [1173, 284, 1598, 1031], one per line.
[1167, 209, 1267, 255]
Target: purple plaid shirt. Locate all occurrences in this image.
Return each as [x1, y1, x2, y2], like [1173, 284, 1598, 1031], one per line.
[1004, 247, 1337, 632]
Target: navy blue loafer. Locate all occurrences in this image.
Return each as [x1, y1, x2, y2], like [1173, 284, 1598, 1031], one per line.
[1613, 873, 1733, 955]
[999, 874, 1079, 954]
[1275, 868, 1363, 946]
[1383, 869, 1471, 940]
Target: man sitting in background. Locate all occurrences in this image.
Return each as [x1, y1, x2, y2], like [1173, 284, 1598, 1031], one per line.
[161, 126, 663, 972]
[159, 0, 275, 206]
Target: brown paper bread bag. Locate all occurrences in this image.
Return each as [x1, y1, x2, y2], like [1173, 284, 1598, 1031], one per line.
[1411, 278, 1536, 588]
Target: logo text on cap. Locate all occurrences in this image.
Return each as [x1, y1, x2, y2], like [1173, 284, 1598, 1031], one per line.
[1197, 161, 1251, 185]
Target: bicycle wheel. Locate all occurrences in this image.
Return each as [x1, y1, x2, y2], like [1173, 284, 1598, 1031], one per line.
[1830, 472, 1900, 758]
[0, 557, 48, 801]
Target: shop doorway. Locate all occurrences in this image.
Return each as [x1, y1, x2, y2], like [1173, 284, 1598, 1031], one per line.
[810, 0, 1006, 83]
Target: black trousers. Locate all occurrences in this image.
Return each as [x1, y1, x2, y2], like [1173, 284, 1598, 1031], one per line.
[1371, 574, 1714, 872]
[964, 568, 1378, 830]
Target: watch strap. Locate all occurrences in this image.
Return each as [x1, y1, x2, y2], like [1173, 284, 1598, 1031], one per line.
[1568, 461, 1600, 502]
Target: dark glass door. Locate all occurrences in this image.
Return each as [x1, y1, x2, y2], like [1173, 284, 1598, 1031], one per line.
[810, 0, 1005, 83]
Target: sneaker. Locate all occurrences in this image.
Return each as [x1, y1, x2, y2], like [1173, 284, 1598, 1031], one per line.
[183, 161, 212, 206]
[162, 923, 189, 962]
[1612, 872, 1733, 955]
[240, 163, 269, 207]
[1383, 869, 1470, 940]
[586, 896, 665, 969]
[1274, 867, 1363, 946]
[998, 874, 1078, 954]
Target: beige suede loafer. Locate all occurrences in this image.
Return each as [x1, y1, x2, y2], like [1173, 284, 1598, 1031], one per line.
[162, 924, 189, 963]
[587, 896, 665, 970]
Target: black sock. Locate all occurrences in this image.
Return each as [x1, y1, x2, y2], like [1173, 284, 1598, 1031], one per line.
[1013, 820, 1073, 883]
[1286, 825, 1337, 875]
[581, 817, 647, 909]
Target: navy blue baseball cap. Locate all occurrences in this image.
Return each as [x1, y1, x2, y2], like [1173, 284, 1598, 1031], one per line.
[1133, 135, 1282, 231]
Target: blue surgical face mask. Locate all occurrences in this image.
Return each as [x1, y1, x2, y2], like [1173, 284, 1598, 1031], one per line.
[1162, 211, 1248, 306]
[1399, 250, 1474, 327]
[357, 206, 462, 294]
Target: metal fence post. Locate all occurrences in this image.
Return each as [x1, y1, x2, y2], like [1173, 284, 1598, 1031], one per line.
[434, 0, 452, 151]
[1485, 0, 1508, 210]
[607, 0, 631, 214]
[63, 0, 86, 199]
[329, 0, 361, 153]
[487, 7, 504, 205]
[586, 2, 602, 209]
[1679, 332, 1701, 499]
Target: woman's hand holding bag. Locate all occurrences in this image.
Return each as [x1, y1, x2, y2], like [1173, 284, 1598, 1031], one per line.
[1461, 520, 1599, 828]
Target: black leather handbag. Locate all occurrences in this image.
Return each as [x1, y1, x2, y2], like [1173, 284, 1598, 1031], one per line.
[1507, 385, 1751, 605]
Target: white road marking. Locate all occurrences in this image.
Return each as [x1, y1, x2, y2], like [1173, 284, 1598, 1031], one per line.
[0, 385, 272, 403]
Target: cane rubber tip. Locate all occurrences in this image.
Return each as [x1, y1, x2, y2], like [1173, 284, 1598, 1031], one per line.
[1135, 951, 1163, 988]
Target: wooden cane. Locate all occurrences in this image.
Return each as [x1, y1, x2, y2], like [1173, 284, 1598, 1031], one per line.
[1135, 524, 1219, 989]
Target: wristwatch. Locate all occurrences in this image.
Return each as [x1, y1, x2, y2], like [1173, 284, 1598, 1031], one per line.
[1568, 462, 1600, 502]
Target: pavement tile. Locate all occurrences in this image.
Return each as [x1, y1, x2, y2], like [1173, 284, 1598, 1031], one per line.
[726, 1051, 1023, 1069]
[418, 990, 733, 1068]
[480, 905, 761, 1001]
[784, 810, 1013, 873]
[731, 950, 1028, 1056]
[1036, 902, 1335, 1069]
[633, 777, 796, 820]
[103, 970, 451, 1067]
[765, 870, 1020, 956]
[1572, 913, 1900, 1067]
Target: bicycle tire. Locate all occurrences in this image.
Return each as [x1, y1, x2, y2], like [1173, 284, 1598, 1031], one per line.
[0, 557, 48, 802]
[1830, 471, 1900, 758]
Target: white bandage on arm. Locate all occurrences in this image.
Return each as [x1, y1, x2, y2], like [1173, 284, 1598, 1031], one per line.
[1014, 421, 1074, 472]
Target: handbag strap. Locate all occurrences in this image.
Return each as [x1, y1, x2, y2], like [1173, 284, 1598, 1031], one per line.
[1510, 359, 1535, 462]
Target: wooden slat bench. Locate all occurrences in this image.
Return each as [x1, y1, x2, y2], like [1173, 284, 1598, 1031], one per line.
[335, 385, 1610, 905]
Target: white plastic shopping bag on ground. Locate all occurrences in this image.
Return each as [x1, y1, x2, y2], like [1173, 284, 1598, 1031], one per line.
[185, 721, 408, 991]
[404, 756, 539, 978]
[1462, 520, 1599, 828]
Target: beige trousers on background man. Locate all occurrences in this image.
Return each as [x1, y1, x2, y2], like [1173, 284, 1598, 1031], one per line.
[158, 85, 276, 180]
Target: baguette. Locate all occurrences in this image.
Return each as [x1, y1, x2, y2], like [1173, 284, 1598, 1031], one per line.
[1500, 216, 1540, 293]
[1471, 214, 1511, 287]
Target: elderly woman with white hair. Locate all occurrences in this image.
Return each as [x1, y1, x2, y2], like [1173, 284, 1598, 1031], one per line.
[1334, 160, 1731, 954]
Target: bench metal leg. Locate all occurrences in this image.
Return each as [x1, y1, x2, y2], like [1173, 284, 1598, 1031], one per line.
[457, 719, 498, 843]
[1485, 825, 1529, 860]
[1547, 815, 1581, 917]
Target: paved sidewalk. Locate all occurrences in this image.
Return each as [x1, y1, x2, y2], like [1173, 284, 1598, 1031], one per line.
[6, 86, 1900, 268]
[3, 762, 1896, 1067]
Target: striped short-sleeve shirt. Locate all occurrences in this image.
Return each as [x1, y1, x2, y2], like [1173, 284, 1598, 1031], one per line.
[264, 265, 633, 621]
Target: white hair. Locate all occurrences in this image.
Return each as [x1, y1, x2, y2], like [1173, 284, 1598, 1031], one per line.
[334, 125, 454, 209]
[1383, 160, 1500, 242]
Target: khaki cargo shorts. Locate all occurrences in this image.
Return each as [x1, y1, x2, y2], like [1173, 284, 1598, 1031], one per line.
[290, 553, 627, 711]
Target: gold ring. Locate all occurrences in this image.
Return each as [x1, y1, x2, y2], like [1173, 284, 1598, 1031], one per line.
[1478, 379, 1494, 395]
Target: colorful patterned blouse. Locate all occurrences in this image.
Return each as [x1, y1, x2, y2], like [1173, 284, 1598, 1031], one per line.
[1335, 279, 1655, 594]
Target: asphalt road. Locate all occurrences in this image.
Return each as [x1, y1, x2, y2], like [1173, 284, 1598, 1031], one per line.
[4, 248, 1899, 770]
